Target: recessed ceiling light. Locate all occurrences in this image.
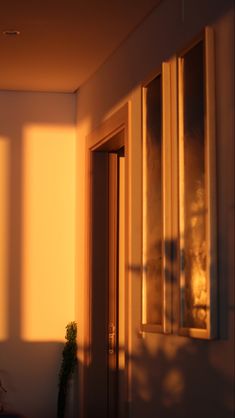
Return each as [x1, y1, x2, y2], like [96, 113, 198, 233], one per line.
[2, 30, 20, 36]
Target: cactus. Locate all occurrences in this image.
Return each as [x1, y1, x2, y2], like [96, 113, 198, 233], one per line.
[0, 378, 7, 412]
[57, 322, 77, 418]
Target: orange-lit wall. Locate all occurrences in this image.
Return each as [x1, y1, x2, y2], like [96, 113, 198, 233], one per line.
[76, 1, 234, 417]
[0, 1, 234, 418]
[0, 91, 76, 418]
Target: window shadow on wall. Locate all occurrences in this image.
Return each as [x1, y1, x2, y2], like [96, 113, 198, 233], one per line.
[129, 335, 234, 418]
[127, 236, 234, 418]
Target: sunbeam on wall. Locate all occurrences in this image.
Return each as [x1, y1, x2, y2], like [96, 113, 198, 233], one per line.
[21, 124, 76, 342]
[0, 136, 10, 341]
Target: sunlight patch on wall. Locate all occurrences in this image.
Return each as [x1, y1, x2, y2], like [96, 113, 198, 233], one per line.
[21, 124, 76, 342]
[75, 115, 91, 364]
[0, 136, 10, 341]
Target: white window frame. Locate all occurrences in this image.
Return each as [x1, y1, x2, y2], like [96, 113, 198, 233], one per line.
[141, 27, 217, 339]
[177, 28, 217, 339]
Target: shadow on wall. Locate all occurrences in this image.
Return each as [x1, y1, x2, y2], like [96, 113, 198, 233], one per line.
[129, 336, 234, 418]
[127, 235, 234, 418]
[79, 312, 234, 418]
[0, 92, 77, 418]
[0, 341, 63, 417]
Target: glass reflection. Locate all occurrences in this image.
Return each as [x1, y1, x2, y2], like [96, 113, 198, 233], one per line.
[181, 41, 207, 329]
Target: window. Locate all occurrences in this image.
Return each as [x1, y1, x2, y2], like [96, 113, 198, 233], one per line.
[142, 28, 217, 339]
[142, 73, 164, 332]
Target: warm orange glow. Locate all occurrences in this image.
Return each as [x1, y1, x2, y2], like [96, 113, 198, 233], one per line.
[0, 136, 10, 341]
[75, 116, 91, 366]
[188, 187, 207, 325]
[21, 125, 76, 341]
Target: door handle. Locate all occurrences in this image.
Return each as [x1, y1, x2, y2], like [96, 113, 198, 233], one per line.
[108, 323, 115, 355]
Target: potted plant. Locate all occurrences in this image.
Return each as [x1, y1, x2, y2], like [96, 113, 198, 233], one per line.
[57, 322, 77, 418]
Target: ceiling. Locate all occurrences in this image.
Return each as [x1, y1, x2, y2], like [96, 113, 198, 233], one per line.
[0, 0, 161, 93]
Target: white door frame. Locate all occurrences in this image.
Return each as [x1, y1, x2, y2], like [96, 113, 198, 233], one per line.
[83, 103, 130, 418]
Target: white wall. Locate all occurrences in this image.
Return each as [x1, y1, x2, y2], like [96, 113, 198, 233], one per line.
[0, 91, 76, 418]
[76, 0, 234, 417]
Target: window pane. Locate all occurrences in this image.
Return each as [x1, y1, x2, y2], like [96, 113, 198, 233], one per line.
[143, 75, 163, 325]
[182, 41, 207, 329]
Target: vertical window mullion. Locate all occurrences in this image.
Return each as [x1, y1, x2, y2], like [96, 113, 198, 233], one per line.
[142, 84, 148, 327]
[162, 62, 173, 334]
[170, 56, 180, 335]
[204, 27, 217, 338]
[178, 55, 186, 333]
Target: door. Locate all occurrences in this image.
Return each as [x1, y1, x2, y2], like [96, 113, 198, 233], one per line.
[108, 152, 119, 417]
[86, 148, 126, 418]
[108, 152, 125, 418]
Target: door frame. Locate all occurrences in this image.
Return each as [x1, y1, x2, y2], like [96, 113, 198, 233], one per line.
[84, 103, 130, 418]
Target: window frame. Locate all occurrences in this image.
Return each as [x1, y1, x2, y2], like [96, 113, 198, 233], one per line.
[141, 64, 172, 334]
[176, 28, 217, 339]
[141, 27, 217, 339]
